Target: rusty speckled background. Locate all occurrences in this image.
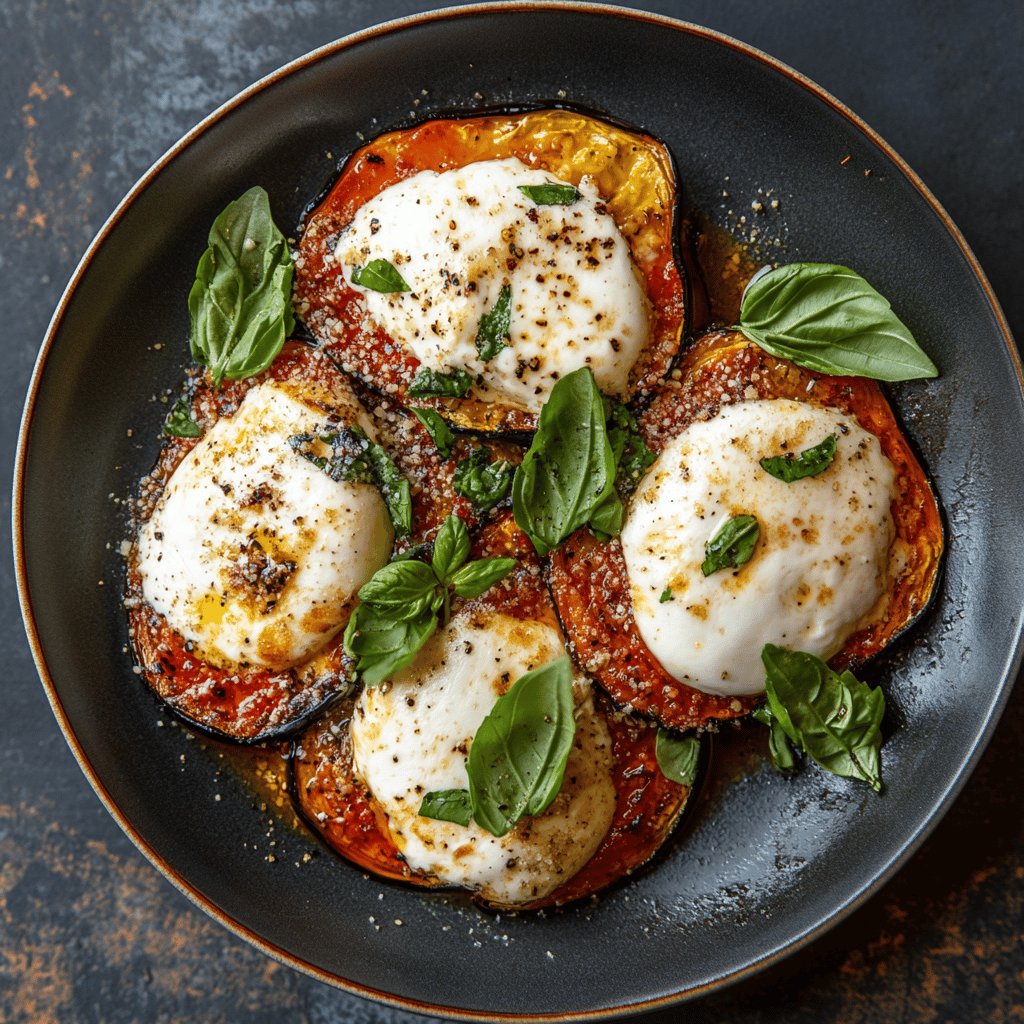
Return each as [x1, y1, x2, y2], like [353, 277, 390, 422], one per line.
[3, 0, 1023, 1021]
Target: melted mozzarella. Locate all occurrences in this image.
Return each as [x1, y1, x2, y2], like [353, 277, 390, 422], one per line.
[620, 399, 898, 696]
[336, 157, 649, 412]
[350, 610, 616, 905]
[136, 378, 393, 670]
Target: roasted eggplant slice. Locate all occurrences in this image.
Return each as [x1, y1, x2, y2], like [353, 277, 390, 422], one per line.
[295, 109, 685, 433]
[353, 381, 524, 545]
[549, 329, 944, 730]
[127, 342, 389, 742]
[290, 515, 693, 909]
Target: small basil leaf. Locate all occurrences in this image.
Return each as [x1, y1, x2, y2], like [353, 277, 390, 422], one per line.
[467, 656, 576, 837]
[512, 367, 619, 555]
[408, 367, 473, 399]
[409, 407, 455, 458]
[359, 434, 413, 537]
[431, 514, 471, 584]
[476, 283, 512, 361]
[701, 514, 760, 576]
[343, 602, 437, 686]
[752, 704, 799, 772]
[654, 730, 701, 787]
[517, 183, 580, 206]
[450, 557, 517, 599]
[737, 263, 938, 382]
[288, 428, 374, 484]
[163, 398, 201, 438]
[605, 399, 656, 494]
[419, 789, 472, 827]
[453, 448, 513, 512]
[659, 588, 674, 603]
[760, 434, 837, 483]
[350, 258, 410, 293]
[188, 186, 294, 387]
[356, 560, 440, 620]
[762, 644, 884, 791]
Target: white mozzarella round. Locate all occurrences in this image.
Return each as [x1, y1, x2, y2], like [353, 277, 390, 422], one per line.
[336, 157, 649, 412]
[620, 399, 898, 697]
[136, 378, 393, 670]
[350, 610, 616, 906]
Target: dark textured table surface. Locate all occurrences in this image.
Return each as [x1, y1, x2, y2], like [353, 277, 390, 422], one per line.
[3, 1, 1022, 1021]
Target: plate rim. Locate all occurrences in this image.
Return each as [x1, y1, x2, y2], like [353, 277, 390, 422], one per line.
[12, 3, 1024, 1020]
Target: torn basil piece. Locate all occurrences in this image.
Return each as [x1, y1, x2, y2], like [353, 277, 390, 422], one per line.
[163, 398, 201, 438]
[419, 789, 472, 827]
[518, 182, 581, 206]
[350, 258, 410, 293]
[408, 367, 473, 399]
[701, 514, 760, 576]
[409, 407, 455, 458]
[760, 434, 837, 482]
[475, 283, 512, 361]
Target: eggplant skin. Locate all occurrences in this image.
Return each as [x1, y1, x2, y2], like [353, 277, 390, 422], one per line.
[126, 341, 362, 744]
[289, 514, 693, 910]
[549, 329, 945, 731]
[294, 108, 686, 433]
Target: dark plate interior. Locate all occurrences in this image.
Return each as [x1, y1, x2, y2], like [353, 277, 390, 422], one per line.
[15, 5, 1024, 1019]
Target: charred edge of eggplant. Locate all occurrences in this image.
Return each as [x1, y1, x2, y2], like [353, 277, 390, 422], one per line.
[540, 540, 661, 728]
[134, 667, 358, 747]
[839, 381, 948, 679]
[337, 351, 537, 450]
[501, 716, 708, 915]
[292, 101, 690, 422]
[296, 99, 682, 235]
[284, 719, 474, 901]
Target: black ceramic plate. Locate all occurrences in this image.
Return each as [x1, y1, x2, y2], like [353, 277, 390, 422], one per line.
[15, 4, 1024, 1020]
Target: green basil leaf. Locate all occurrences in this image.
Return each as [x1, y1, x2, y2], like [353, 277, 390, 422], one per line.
[760, 434, 837, 483]
[450, 557, 517, 599]
[431, 514, 471, 584]
[163, 398, 201, 438]
[659, 588, 674, 603]
[409, 407, 455, 458]
[654, 730, 701, 787]
[511, 367, 619, 555]
[343, 602, 437, 686]
[605, 399, 656, 493]
[701, 514, 760, 576]
[356, 560, 440, 620]
[350, 258, 410, 293]
[419, 789, 472, 827]
[752, 704, 799, 772]
[476, 283, 512, 361]
[187, 186, 294, 387]
[467, 656, 576, 837]
[359, 435, 413, 537]
[517, 183, 580, 206]
[453, 448, 513, 513]
[288, 428, 374, 484]
[762, 644, 884, 791]
[737, 263, 938, 382]
[408, 367, 473, 399]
